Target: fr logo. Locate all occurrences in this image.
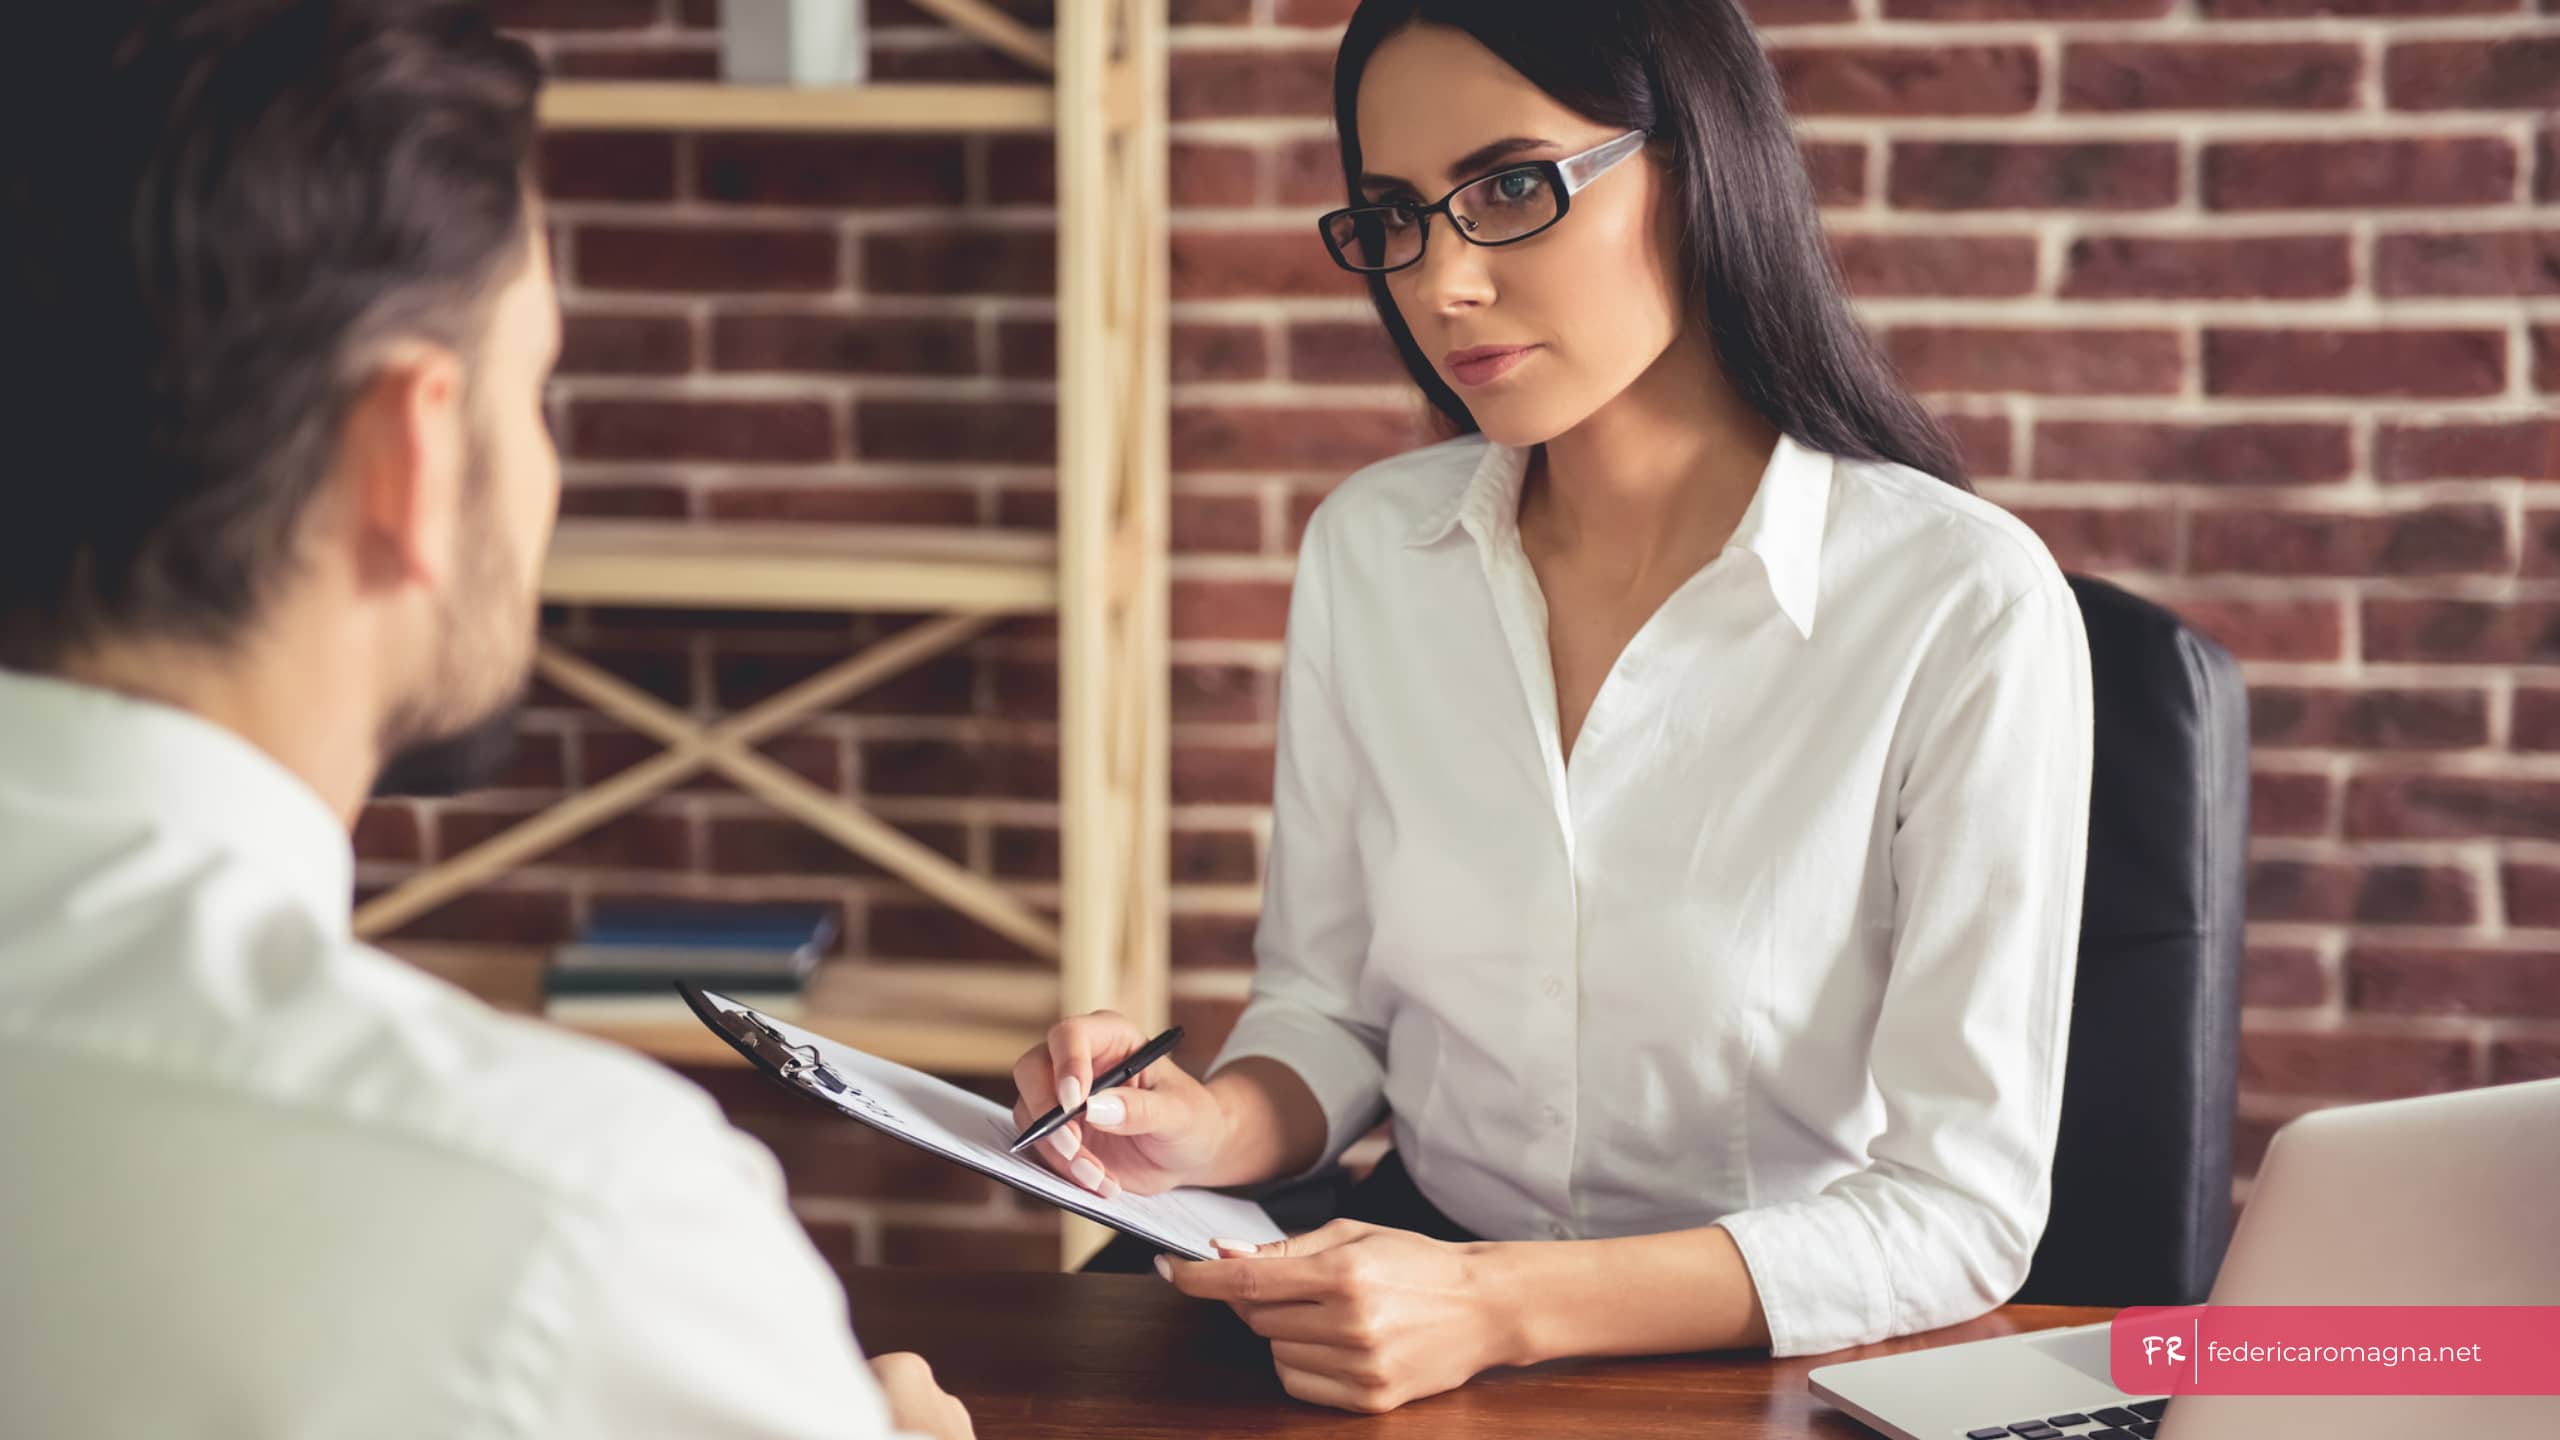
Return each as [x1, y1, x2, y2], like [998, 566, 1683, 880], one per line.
[2143, 1335, 2186, 1366]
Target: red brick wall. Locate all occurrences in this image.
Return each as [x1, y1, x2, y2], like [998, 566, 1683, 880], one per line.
[364, 0, 2560, 1261]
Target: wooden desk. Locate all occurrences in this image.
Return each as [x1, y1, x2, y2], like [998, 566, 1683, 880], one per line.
[844, 1267, 2111, 1438]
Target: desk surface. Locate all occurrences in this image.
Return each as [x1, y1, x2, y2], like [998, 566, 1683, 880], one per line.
[845, 1267, 2111, 1438]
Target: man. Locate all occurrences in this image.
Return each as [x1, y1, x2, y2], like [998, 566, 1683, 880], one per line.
[0, 4, 971, 1436]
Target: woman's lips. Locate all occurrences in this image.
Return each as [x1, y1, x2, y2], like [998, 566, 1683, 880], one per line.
[1445, 344, 1539, 387]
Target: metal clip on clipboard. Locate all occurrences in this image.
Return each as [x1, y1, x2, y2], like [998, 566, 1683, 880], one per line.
[706, 1002, 848, 1096]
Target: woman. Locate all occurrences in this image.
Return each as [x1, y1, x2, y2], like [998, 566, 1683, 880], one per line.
[1007, 0, 2093, 1413]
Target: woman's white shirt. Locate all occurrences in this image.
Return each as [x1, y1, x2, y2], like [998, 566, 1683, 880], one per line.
[1210, 432, 2095, 1357]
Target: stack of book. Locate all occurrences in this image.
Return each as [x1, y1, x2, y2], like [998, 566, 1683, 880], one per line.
[540, 900, 837, 1026]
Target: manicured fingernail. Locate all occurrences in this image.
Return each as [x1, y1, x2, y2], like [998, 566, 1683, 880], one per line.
[1153, 1254, 1172, 1281]
[1099, 1176, 1123, 1201]
[1212, 1237, 1257, 1254]
[1059, 1076, 1084, 1111]
[1084, 1090, 1125, 1127]
[1070, 1155, 1106, 1190]
[1048, 1129, 1079, 1163]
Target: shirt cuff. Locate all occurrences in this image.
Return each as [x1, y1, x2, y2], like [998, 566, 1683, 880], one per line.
[1716, 1196, 1897, 1358]
[1207, 1003, 1388, 1181]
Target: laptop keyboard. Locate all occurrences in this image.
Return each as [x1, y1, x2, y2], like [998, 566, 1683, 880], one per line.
[1964, 1397, 2169, 1440]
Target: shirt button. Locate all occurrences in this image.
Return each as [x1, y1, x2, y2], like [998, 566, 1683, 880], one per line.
[1540, 974, 1565, 1000]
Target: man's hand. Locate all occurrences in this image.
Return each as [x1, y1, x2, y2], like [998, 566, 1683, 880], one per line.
[868, 1352, 973, 1440]
[1158, 1221, 1515, 1414]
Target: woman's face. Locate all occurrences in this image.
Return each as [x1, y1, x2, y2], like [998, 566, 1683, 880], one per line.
[1354, 24, 1688, 448]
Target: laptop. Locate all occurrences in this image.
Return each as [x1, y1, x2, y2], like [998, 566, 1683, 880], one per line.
[1809, 1076, 2560, 1440]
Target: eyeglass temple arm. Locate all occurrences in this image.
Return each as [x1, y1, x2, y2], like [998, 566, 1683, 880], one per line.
[1558, 129, 1649, 195]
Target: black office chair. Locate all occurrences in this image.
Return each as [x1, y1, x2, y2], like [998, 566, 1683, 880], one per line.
[2012, 575, 2249, 1307]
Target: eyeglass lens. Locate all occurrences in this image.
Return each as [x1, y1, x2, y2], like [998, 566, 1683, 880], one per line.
[1325, 165, 1561, 272]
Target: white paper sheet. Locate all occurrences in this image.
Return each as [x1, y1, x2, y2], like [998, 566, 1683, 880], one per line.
[698, 991, 1285, 1260]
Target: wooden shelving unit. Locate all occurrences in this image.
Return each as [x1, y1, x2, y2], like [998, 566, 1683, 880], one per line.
[359, 0, 1173, 1192]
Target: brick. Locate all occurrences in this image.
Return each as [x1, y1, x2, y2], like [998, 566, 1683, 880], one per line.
[716, 643, 975, 716]
[2204, 138, 2516, 210]
[355, 804, 424, 864]
[2385, 38, 2560, 110]
[1168, 47, 1335, 120]
[1173, 663, 1280, 725]
[2352, 864, 2482, 926]
[1171, 494, 1265, 556]
[1171, 579, 1291, 642]
[537, 133, 677, 203]
[869, 901, 1047, 964]
[2376, 421, 2560, 481]
[2240, 1030, 2474, 1099]
[575, 224, 840, 293]
[2542, 125, 2560, 202]
[490, 730, 572, 791]
[547, 43, 720, 80]
[1288, 321, 1407, 383]
[702, 485, 981, 527]
[711, 313, 980, 375]
[992, 825, 1258, 885]
[2504, 863, 2560, 927]
[379, 887, 574, 946]
[706, 816, 965, 880]
[2249, 858, 2357, 922]
[2250, 686, 2491, 750]
[2516, 689, 2560, 751]
[1172, 230, 1364, 301]
[2249, 769, 2335, 837]
[2063, 43, 2362, 111]
[697, 136, 966, 208]
[2541, 324, 2560, 393]
[2374, 230, 2560, 297]
[1741, 0, 1860, 20]
[558, 482, 691, 519]
[1173, 742, 1277, 806]
[2350, 947, 2560, 1018]
[1171, 405, 1422, 474]
[587, 729, 845, 794]
[559, 312, 695, 376]
[2203, 329, 2505, 399]
[1831, 233, 2039, 297]
[568, 399, 835, 463]
[1803, 142, 1868, 207]
[1884, 328, 2183, 395]
[2168, 597, 2344, 662]
[987, 134, 1264, 210]
[1772, 46, 2041, 116]
[2060, 234, 2351, 299]
[493, 0, 660, 30]
[2011, 506, 2178, 571]
[2362, 599, 2560, 665]
[1940, 413, 2014, 479]
[2346, 773, 2560, 841]
[2492, 1039, 2560, 1085]
[2188, 504, 2509, 577]
[755, 1123, 1002, 1208]
[2205, 0, 2515, 12]
[442, 805, 693, 872]
[1888, 142, 2180, 210]
[862, 229, 1053, 296]
[859, 399, 1055, 464]
[2246, 943, 2330, 1008]
[1277, 137, 1349, 207]
[861, 738, 1056, 801]
[1173, 324, 1272, 383]
[1172, 912, 1261, 969]
[1887, 0, 2169, 12]
[2033, 421, 2350, 485]
[535, 640, 692, 708]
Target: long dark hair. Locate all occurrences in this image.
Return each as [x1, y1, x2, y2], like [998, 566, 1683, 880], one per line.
[1333, 0, 1968, 489]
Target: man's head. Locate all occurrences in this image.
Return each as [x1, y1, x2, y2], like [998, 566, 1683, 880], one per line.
[1, 0, 559, 798]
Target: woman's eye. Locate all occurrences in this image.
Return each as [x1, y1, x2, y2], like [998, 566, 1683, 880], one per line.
[1491, 170, 1546, 205]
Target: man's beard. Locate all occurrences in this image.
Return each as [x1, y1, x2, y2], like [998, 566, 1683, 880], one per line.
[371, 695, 525, 798]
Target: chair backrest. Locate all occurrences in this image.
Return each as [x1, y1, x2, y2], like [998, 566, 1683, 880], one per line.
[2013, 575, 2249, 1307]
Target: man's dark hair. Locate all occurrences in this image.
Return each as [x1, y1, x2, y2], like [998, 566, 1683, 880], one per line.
[0, 0, 543, 673]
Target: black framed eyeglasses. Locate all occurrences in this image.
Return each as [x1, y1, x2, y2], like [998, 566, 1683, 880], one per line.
[1318, 129, 1650, 276]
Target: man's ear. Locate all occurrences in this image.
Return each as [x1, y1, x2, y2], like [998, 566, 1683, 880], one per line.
[341, 342, 467, 592]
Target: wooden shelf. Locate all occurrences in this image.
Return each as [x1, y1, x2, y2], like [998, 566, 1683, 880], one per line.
[389, 943, 1057, 1077]
[540, 81, 1057, 134]
[543, 520, 1059, 615]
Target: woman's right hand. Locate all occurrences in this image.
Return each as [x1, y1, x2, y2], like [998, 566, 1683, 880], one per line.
[1009, 1010, 1231, 1198]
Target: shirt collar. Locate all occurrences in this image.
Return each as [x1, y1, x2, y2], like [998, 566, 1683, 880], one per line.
[1405, 433, 1834, 639]
[0, 669, 354, 929]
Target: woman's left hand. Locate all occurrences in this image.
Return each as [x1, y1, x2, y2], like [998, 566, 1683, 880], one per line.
[1157, 1220, 1514, 1413]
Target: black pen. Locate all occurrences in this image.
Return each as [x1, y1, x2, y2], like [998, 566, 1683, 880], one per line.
[1006, 1025, 1186, 1156]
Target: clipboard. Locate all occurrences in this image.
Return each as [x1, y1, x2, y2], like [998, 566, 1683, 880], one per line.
[678, 982, 1284, 1261]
